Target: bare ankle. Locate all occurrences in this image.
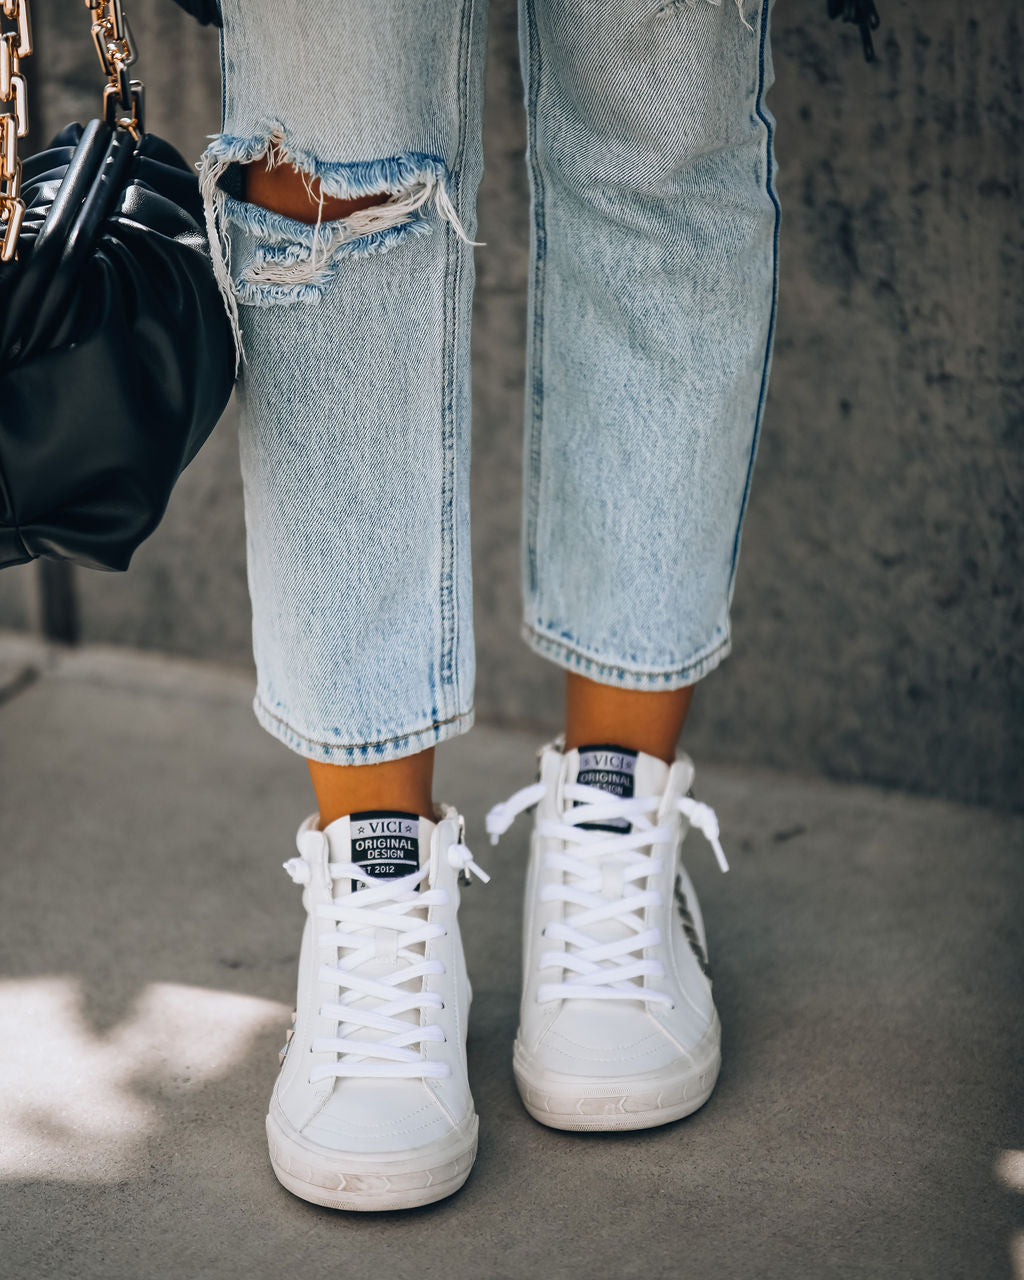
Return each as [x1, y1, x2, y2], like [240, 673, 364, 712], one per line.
[563, 671, 694, 764]
[307, 747, 435, 827]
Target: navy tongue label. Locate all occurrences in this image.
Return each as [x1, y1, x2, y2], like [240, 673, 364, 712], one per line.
[575, 744, 637, 832]
[350, 810, 420, 884]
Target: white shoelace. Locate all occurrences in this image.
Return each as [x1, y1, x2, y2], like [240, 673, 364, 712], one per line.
[486, 781, 727, 1007]
[283, 841, 489, 1082]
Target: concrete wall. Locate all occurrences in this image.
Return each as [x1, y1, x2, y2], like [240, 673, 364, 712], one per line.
[3, 0, 1020, 809]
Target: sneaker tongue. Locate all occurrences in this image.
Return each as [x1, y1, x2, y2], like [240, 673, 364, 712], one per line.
[567, 744, 672, 987]
[321, 810, 435, 1048]
[348, 810, 427, 887]
[573, 743, 669, 831]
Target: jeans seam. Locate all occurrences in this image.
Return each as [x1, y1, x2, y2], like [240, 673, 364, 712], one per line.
[438, 0, 475, 718]
[522, 621, 732, 686]
[726, 0, 780, 602]
[216, 10, 226, 129]
[521, 0, 548, 608]
[253, 693, 474, 753]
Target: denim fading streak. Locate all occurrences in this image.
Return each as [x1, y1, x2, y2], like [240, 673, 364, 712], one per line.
[199, 0, 779, 765]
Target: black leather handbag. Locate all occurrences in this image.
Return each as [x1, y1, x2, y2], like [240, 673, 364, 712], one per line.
[0, 0, 235, 573]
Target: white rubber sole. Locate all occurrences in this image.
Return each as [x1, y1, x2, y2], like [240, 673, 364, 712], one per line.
[513, 1024, 722, 1133]
[266, 1105, 478, 1211]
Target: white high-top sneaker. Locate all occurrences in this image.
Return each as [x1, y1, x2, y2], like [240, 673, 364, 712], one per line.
[267, 805, 489, 1210]
[486, 739, 729, 1132]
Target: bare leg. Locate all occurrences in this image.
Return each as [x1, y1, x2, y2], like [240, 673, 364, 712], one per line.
[307, 749, 436, 827]
[244, 154, 389, 223]
[564, 671, 694, 765]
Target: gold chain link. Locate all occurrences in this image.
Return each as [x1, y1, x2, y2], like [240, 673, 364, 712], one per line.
[0, 0, 31, 262]
[86, 0, 145, 137]
[0, 1, 147, 263]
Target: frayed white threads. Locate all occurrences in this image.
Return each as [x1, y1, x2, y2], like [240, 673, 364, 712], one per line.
[734, 0, 755, 33]
[676, 0, 755, 32]
[245, 173, 481, 288]
[197, 148, 245, 371]
[196, 132, 481, 354]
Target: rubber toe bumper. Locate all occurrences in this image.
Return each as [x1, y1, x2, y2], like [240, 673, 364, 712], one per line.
[266, 1105, 479, 1211]
[513, 1025, 721, 1132]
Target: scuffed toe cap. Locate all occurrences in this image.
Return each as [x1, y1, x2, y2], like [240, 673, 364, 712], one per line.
[297, 1079, 457, 1155]
[528, 1002, 690, 1079]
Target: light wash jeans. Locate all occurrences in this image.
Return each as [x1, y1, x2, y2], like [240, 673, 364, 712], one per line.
[199, 0, 780, 765]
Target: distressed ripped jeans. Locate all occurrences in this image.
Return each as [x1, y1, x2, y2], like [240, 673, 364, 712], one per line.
[199, 0, 780, 766]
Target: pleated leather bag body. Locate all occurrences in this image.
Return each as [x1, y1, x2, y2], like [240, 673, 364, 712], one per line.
[0, 0, 235, 572]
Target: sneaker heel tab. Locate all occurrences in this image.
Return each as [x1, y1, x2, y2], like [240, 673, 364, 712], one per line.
[432, 806, 462, 846]
[670, 754, 696, 794]
[294, 812, 321, 846]
[296, 826, 327, 858]
[294, 822, 332, 888]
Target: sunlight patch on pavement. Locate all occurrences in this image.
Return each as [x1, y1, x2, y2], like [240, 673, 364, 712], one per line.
[998, 1153, 1024, 1280]
[0, 978, 287, 1182]
[996, 1150, 1024, 1193]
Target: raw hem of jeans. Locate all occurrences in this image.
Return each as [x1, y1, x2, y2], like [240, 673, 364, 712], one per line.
[221, 188, 434, 249]
[521, 623, 732, 690]
[202, 130, 453, 200]
[252, 694, 475, 765]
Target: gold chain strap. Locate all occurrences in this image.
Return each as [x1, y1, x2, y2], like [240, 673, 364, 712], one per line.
[0, 0, 146, 263]
[0, 0, 31, 262]
[86, 0, 145, 138]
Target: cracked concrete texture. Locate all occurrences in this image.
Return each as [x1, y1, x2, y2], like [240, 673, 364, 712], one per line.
[0, 635, 1021, 1280]
[1, 0, 1019, 809]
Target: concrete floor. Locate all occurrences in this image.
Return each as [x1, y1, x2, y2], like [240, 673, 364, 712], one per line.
[0, 633, 1021, 1280]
